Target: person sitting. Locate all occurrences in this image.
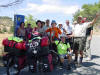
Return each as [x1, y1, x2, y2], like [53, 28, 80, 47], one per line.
[17, 22, 25, 40]
[51, 34, 72, 70]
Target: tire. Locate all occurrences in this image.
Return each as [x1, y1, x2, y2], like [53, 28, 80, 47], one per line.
[51, 51, 60, 66]
[6, 57, 20, 75]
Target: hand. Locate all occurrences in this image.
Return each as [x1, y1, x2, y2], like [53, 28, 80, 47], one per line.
[63, 28, 67, 33]
[88, 36, 92, 40]
[96, 13, 100, 17]
[67, 35, 72, 38]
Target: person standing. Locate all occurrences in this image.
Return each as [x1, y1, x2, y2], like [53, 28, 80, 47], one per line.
[46, 20, 62, 50]
[17, 22, 25, 40]
[69, 14, 100, 66]
[85, 24, 93, 61]
[32, 20, 44, 33]
[25, 23, 32, 41]
[43, 19, 50, 31]
[64, 20, 73, 49]
[43, 19, 50, 36]
[81, 18, 93, 61]
[46, 20, 62, 41]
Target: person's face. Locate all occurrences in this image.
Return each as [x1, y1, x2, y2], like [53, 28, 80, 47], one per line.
[52, 23, 56, 27]
[46, 20, 50, 26]
[61, 37, 65, 43]
[59, 24, 62, 28]
[21, 23, 24, 28]
[28, 24, 31, 28]
[37, 22, 42, 28]
[66, 20, 69, 26]
[77, 17, 82, 23]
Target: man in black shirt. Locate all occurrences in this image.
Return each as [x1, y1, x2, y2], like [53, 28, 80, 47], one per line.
[85, 26, 93, 61]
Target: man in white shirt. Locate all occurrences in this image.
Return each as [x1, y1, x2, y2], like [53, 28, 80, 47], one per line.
[69, 13, 100, 66]
[43, 19, 50, 36]
[43, 19, 50, 31]
[64, 20, 73, 49]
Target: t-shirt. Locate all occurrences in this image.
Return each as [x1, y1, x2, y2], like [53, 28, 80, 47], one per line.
[43, 25, 50, 36]
[55, 41, 70, 55]
[33, 27, 44, 33]
[46, 27, 62, 39]
[43, 25, 50, 31]
[64, 25, 73, 34]
[86, 26, 93, 36]
[73, 22, 91, 37]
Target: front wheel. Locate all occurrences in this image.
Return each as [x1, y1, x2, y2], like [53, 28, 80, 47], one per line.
[6, 57, 20, 75]
[50, 50, 60, 66]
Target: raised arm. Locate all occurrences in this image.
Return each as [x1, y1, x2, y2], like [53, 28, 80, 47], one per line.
[90, 13, 100, 26]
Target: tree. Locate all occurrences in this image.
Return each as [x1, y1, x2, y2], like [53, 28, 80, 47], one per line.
[25, 14, 36, 28]
[73, 2, 100, 22]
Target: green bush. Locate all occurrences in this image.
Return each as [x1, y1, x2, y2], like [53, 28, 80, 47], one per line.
[10, 26, 14, 33]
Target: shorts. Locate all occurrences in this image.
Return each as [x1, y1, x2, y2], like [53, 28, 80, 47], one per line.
[66, 37, 73, 49]
[59, 54, 67, 59]
[73, 37, 86, 51]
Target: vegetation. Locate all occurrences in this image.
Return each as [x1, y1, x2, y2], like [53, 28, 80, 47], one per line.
[25, 14, 37, 28]
[73, 2, 100, 23]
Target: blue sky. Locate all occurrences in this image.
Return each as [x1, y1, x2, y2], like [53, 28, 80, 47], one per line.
[0, 0, 99, 25]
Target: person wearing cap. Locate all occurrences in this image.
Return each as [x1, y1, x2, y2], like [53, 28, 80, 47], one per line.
[46, 20, 62, 50]
[68, 13, 100, 66]
[46, 20, 62, 40]
[51, 33, 72, 70]
[32, 20, 44, 34]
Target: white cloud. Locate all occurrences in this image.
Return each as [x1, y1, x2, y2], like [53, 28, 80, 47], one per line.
[19, 2, 80, 15]
[42, 0, 61, 5]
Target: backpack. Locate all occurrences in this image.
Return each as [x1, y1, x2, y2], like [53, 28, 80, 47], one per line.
[41, 37, 49, 47]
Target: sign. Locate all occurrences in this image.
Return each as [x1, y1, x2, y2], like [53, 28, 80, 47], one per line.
[14, 14, 25, 36]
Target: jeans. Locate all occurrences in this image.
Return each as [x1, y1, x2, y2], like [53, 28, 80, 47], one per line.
[85, 36, 91, 58]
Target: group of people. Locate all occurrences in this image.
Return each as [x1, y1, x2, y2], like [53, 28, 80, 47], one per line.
[16, 13, 100, 70]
